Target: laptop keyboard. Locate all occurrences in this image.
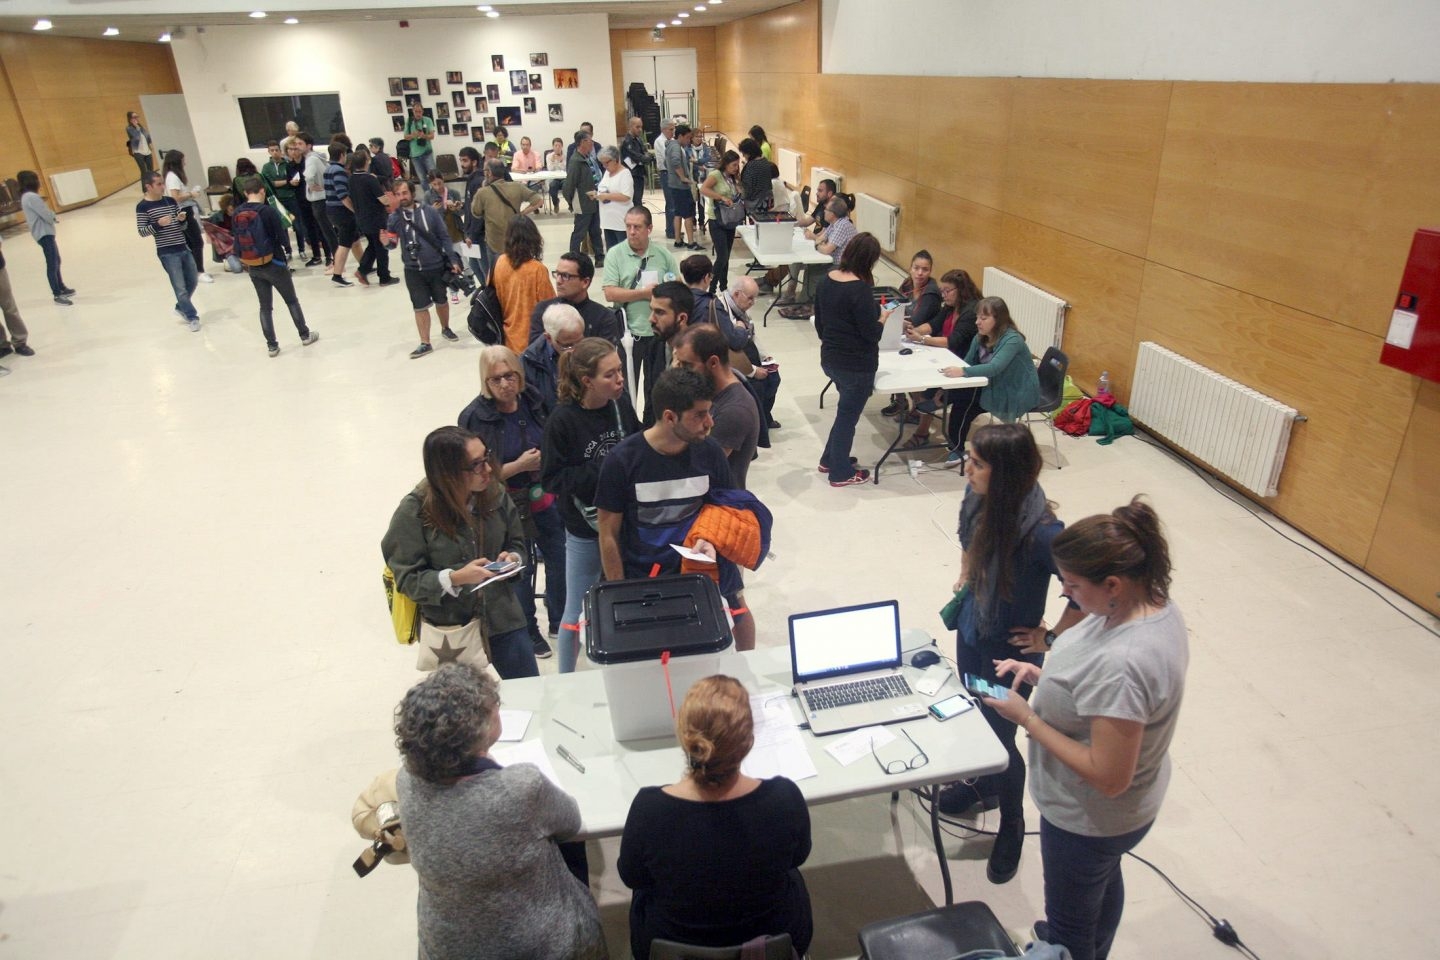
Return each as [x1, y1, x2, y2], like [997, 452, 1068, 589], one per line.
[804, 674, 913, 712]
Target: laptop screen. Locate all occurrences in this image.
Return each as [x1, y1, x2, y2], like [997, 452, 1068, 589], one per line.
[789, 600, 902, 683]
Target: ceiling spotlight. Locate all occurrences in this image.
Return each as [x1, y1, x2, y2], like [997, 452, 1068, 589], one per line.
[284, 17, 298, 24]
[34, 19, 53, 30]
[671, 19, 681, 25]
[249, 11, 267, 19]
[476, 4, 492, 9]
[656, 22, 667, 28]
[696, 4, 707, 10]
[485, 10, 500, 17]
[103, 27, 120, 36]
[678, 12, 690, 17]
[158, 31, 172, 41]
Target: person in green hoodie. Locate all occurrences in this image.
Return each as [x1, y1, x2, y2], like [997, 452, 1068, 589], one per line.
[382, 426, 539, 678]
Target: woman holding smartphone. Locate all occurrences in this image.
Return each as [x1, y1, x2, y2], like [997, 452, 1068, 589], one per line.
[941, 422, 1079, 886]
[985, 498, 1187, 960]
[382, 425, 540, 679]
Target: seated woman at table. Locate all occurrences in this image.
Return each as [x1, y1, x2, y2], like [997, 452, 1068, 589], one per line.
[882, 250, 944, 421]
[618, 675, 813, 958]
[935, 295, 1040, 468]
[381, 425, 539, 678]
[394, 663, 607, 960]
[902, 268, 983, 448]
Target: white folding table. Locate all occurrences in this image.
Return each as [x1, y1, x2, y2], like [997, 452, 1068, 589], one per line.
[734, 223, 833, 326]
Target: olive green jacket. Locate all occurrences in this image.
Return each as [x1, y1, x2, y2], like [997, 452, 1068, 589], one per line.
[381, 482, 527, 634]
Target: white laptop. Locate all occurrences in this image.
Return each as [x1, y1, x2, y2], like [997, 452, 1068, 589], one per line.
[754, 218, 796, 256]
[789, 600, 928, 736]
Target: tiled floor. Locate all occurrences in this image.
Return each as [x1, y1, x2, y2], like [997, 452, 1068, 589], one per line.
[2, 190, 1437, 958]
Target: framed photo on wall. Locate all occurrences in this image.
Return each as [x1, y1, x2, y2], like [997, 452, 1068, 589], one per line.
[523, 97, 536, 114]
[473, 126, 488, 142]
[474, 97, 489, 114]
[455, 109, 472, 124]
[509, 70, 529, 95]
[466, 82, 484, 96]
[426, 78, 440, 96]
[402, 77, 420, 92]
[491, 54, 504, 72]
[452, 90, 467, 107]
[435, 102, 450, 119]
[388, 77, 403, 96]
[486, 84, 501, 102]
[392, 116, 405, 133]
[528, 73, 542, 91]
[553, 68, 578, 89]
[446, 71, 463, 85]
[386, 100, 403, 115]
[483, 116, 496, 134]
[548, 103, 563, 123]
[436, 118, 450, 136]
[453, 123, 468, 138]
[496, 105, 521, 127]
[405, 93, 423, 108]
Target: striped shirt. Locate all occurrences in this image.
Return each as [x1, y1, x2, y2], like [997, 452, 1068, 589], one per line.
[323, 162, 349, 207]
[135, 197, 188, 254]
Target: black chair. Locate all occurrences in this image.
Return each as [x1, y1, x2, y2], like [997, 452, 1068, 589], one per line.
[858, 901, 1020, 959]
[649, 933, 795, 960]
[435, 153, 462, 182]
[799, 184, 811, 216]
[1020, 346, 1069, 469]
[204, 165, 233, 198]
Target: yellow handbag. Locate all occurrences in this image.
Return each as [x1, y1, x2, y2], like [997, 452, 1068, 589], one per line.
[383, 566, 421, 645]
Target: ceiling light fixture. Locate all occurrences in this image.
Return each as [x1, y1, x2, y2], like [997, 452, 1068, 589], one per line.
[103, 27, 120, 36]
[477, 4, 492, 9]
[284, 17, 298, 24]
[34, 19, 53, 30]
[249, 11, 267, 19]
[158, 31, 172, 41]
[671, 19, 681, 25]
[485, 10, 500, 17]
[678, 12, 690, 17]
[696, 5, 707, 10]
[656, 22, 667, 28]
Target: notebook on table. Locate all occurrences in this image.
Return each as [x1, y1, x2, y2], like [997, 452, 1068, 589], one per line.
[789, 600, 927, 736]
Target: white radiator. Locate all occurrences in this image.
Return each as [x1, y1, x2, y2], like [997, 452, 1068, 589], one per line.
[49, 168, 97, 206]
[811, 166, 843, 197]
[1129, 341, 1300, 498]
[775, 147, 803, 187]
[982, 267, 1066, 350]
[854, 192, 899, 251]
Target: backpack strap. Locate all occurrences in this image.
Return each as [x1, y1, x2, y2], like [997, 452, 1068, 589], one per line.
[490, 183, 521, 215]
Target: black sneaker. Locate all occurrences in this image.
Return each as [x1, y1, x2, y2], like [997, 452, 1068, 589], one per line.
[301, 331, 319, 347]
[331, 274, 353, 287]
[987, 818, 1025, 884]
[267, 344, 281, 358]
[532, 636, 553, 659]
[440, 327, 459, 342]
[60, 287, 77, 296]
[14, 343, 33, 357]
[304, 257, 322, 267]
[409, 342, 434, 359]
[936, 781, 999, 817]
[0, 345, 12, 359]
[547, 622, 560, 639]
[378, 276, 401, 286]
[53, 295, 73, 306]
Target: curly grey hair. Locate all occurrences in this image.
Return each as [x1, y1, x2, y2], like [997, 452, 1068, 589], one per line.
[597, 145, 619, 165]
[394, 664, 501, 783]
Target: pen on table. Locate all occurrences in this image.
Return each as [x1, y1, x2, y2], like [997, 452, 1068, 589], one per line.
[556, 744, 586, 774]
[554, 718, 585, 738]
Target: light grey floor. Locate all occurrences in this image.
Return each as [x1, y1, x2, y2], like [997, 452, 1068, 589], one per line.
[1, 189, 1437, 959]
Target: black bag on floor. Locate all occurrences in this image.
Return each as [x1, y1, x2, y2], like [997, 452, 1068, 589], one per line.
[467, 283, 504, 344]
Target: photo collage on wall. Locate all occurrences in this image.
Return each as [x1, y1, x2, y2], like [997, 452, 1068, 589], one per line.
[384, 56, 578, 147]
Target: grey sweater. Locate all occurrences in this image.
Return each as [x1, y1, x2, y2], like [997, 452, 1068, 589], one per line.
[397, 763, 608, 960]
[21, 192, 56, 241]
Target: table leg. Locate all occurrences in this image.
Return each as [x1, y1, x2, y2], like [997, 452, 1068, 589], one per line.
[929, 784, 955, 906]
[874, 408, 909, 484]
[818, 378, 833, 409]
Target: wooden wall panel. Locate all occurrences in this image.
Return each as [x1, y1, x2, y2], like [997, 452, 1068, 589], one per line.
[1134, 263, 1417, 563]
[0, 49, 39, 189]
[907, 187, 1004, 288]
[1365, 380, 1440, 617]
[1003, 79, 1171, 258]
[716, 0, 818, 76]
[999, 217, 1147, 397]
[0, 32, 179, 206]
[917, 77, 1012, 212]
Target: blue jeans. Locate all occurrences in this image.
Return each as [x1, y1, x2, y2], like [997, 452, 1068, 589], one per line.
[159, 249, 199, 321]
[410, 153, 436, 182]
[1040, 817, 1153, 960]
[38, 235, 66, 296]
[488, 625, 539, 679]
[513, 502, 568, 640]
[558, 532, 603, 674]
[820, 365, 874, 481]
[659, 171, 674, 238]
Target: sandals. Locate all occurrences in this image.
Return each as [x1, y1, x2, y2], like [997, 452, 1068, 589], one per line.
[901, 433, 932, 449]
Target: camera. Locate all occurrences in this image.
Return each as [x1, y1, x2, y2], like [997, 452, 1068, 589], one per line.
[445, 272, 477, 297]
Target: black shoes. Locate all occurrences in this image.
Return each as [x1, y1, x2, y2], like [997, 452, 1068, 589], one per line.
[440, 327, 459, 342]
[532, 636, 553, 659]
[378, 276, 401, 286]
[936, 781, 999, 817]
[987, 818, 1025, 884]
[304, 257, 322, 267]
[409, 342, 434, 359]
[331, 274, 353, 287]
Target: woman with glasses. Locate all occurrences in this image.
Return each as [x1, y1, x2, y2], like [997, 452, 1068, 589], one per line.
[394, 663, 606, 960]
[459, 346, 567, 662]
[939, 422, 1075, 884]
[539, 338, 638, 673]
[382, 425, 539, 678]
[618, 676, 812, 958]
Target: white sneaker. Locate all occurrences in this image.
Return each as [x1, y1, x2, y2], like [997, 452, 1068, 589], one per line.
[187, 318, 200, 332]
[197, 273, 214, 284]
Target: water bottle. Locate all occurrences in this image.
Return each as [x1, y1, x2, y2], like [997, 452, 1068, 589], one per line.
[1098, 371, 1112, 398]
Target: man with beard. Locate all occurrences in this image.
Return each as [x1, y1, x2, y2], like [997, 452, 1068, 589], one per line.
[385, 179, 462, 358]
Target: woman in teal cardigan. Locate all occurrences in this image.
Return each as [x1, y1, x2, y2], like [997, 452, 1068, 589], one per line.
[938, 296, 1040, 467]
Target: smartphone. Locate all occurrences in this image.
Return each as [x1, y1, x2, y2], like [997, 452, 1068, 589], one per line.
[963, 673, 1009, 701]
[928, 693, 975, 722]
[484, 560, 517, 573]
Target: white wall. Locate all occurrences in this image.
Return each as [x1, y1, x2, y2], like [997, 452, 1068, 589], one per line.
[169, 14, 615, 177]
[822, 0, 1440, 83]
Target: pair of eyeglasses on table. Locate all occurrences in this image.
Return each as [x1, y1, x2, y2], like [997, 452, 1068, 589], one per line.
[871, 727, 929, 775]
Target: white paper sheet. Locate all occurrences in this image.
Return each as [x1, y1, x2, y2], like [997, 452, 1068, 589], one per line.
[823, 726, 897, 767]
[670, 543, 715, 563]
[1387, 309, 1419, 349]
[491, 739, 564, 787]
[460, 243, 484, 261]
[496, 709, 532, 742]
[741, 694, 818, 782]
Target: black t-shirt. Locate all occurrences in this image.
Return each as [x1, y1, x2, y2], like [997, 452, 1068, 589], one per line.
[815, 275, 883, 373]
[349, 171, 390, 233]
[539, 397, 640, 540]
[617, 778, 813, 960]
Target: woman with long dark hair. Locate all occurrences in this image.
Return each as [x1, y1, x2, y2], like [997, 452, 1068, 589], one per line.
[737, 138, 778, 215]
[540, 338, 639, 673]
[160, 150, 211, 281]
[813, 232, 897, 487]
[619, 675, 812, 958]
[986, 497, 1187, 960]
[935, 295, 1040, 467]
[940, 421, 1076, 886]
[900, 267, 984, 447]
[381, 425, 540, 678]
[748, 124, 773, 163]
[491, 214, 554, 354]
[698, 150, 743, 294]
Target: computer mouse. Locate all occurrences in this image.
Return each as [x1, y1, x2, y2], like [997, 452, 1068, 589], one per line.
[899, 347, 914, 356]
[910, 649, 941, 668]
